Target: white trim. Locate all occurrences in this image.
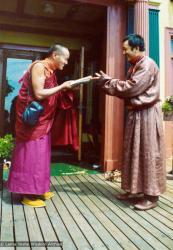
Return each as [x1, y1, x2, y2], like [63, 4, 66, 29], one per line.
[149, 1, 161, 7]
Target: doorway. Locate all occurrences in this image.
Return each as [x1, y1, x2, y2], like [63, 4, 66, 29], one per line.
[51, 44, 106, 169]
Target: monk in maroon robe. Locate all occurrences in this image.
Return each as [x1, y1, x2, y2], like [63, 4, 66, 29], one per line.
[8, 45, 76, 208]
[95, 34, 166, 210]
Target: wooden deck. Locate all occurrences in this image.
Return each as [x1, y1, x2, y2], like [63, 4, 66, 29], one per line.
[0, 174, 173, 250]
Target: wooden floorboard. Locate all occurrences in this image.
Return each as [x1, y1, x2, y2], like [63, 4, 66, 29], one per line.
[65, 175, 143, 250]
[45, 196, 77, 250]
[94, 174, 173, 249]
[0, 174, 173, 250]
[0, 187, 15, 250]
[34, 206, 58, 250]
[55, 176, 109, 250]
[51, 177, 92, 250]
[23, 205, 46, 250]
[53, 177, 121, 250]
[82, 174, 171, 250]
[12, 194, 30, 250]
[57, 176, 122, 250]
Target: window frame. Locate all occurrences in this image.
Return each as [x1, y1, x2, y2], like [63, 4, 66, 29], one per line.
[165, 27, 173, 96]
[0, 44, 48, 135]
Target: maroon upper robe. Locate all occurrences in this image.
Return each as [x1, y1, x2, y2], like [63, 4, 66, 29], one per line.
[15, 60, 78, 150]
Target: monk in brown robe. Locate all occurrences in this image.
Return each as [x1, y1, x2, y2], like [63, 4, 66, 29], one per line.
[95, 34, 166, 210]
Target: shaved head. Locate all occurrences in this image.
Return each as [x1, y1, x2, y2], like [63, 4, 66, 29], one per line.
[48, 44, 69, 57]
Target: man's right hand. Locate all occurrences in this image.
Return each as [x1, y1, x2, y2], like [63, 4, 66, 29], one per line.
[93, 71, 111, 80]
[92, 71, 111, 87]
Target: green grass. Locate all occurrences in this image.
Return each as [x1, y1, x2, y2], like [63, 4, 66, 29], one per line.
[3, 162, 99, 180]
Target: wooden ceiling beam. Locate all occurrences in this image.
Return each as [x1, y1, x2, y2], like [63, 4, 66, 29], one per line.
[71, 0, 117, 6]
[16, 0, 26, 16]
[65, 4, 81, 19]
[45, 0, 107, 9]
[0, 10, 100, 30]
[0, 23, 97, 40]
[0, 15, 103, 36]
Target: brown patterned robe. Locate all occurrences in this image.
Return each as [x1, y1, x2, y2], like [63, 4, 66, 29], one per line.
[102, 56, 166, 196]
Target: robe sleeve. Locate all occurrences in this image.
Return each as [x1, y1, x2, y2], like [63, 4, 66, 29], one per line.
[102, 64, 155, 98]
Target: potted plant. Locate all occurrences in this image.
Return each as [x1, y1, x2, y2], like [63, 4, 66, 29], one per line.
[0, 134, 14, 190]
[162, 96, 173, 121]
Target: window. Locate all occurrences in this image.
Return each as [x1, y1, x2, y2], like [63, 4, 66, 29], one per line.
[0, 45, 46, 135]
[149, 9, 160, 67]
[5, 58, 32, 113]
[171, 37, 173, 53]
[4, 58, 32, 135]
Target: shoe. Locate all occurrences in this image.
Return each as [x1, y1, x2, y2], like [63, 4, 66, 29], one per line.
[116, 193, 143, 201]
[21, 197, 46, 208]
[144, 195, 159, 202]
[134, 199, 157, 210]
[41, 192, 55, 200]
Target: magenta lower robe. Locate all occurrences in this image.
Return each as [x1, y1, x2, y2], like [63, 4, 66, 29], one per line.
[8, 134, 51, 195]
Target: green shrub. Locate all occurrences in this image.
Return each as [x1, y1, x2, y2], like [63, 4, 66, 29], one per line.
[0, 134, 14, 159]
[162, 96, 173, 114]
[162, 101, 173, 113]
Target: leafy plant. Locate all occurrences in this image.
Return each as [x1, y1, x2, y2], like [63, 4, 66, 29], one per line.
[0, 134, 14, 160]
[162, 96, 173, 114]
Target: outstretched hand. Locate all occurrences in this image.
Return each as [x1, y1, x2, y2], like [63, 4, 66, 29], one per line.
[92, 70, 111, 81]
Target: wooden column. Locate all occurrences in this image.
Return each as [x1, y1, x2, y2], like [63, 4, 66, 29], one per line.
[134, 0, 149, 54]
[103, 4, 126, 172]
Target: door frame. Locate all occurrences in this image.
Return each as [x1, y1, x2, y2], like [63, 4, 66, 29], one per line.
[76, 0, 126, 171]
[77, 0, 126, 171]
